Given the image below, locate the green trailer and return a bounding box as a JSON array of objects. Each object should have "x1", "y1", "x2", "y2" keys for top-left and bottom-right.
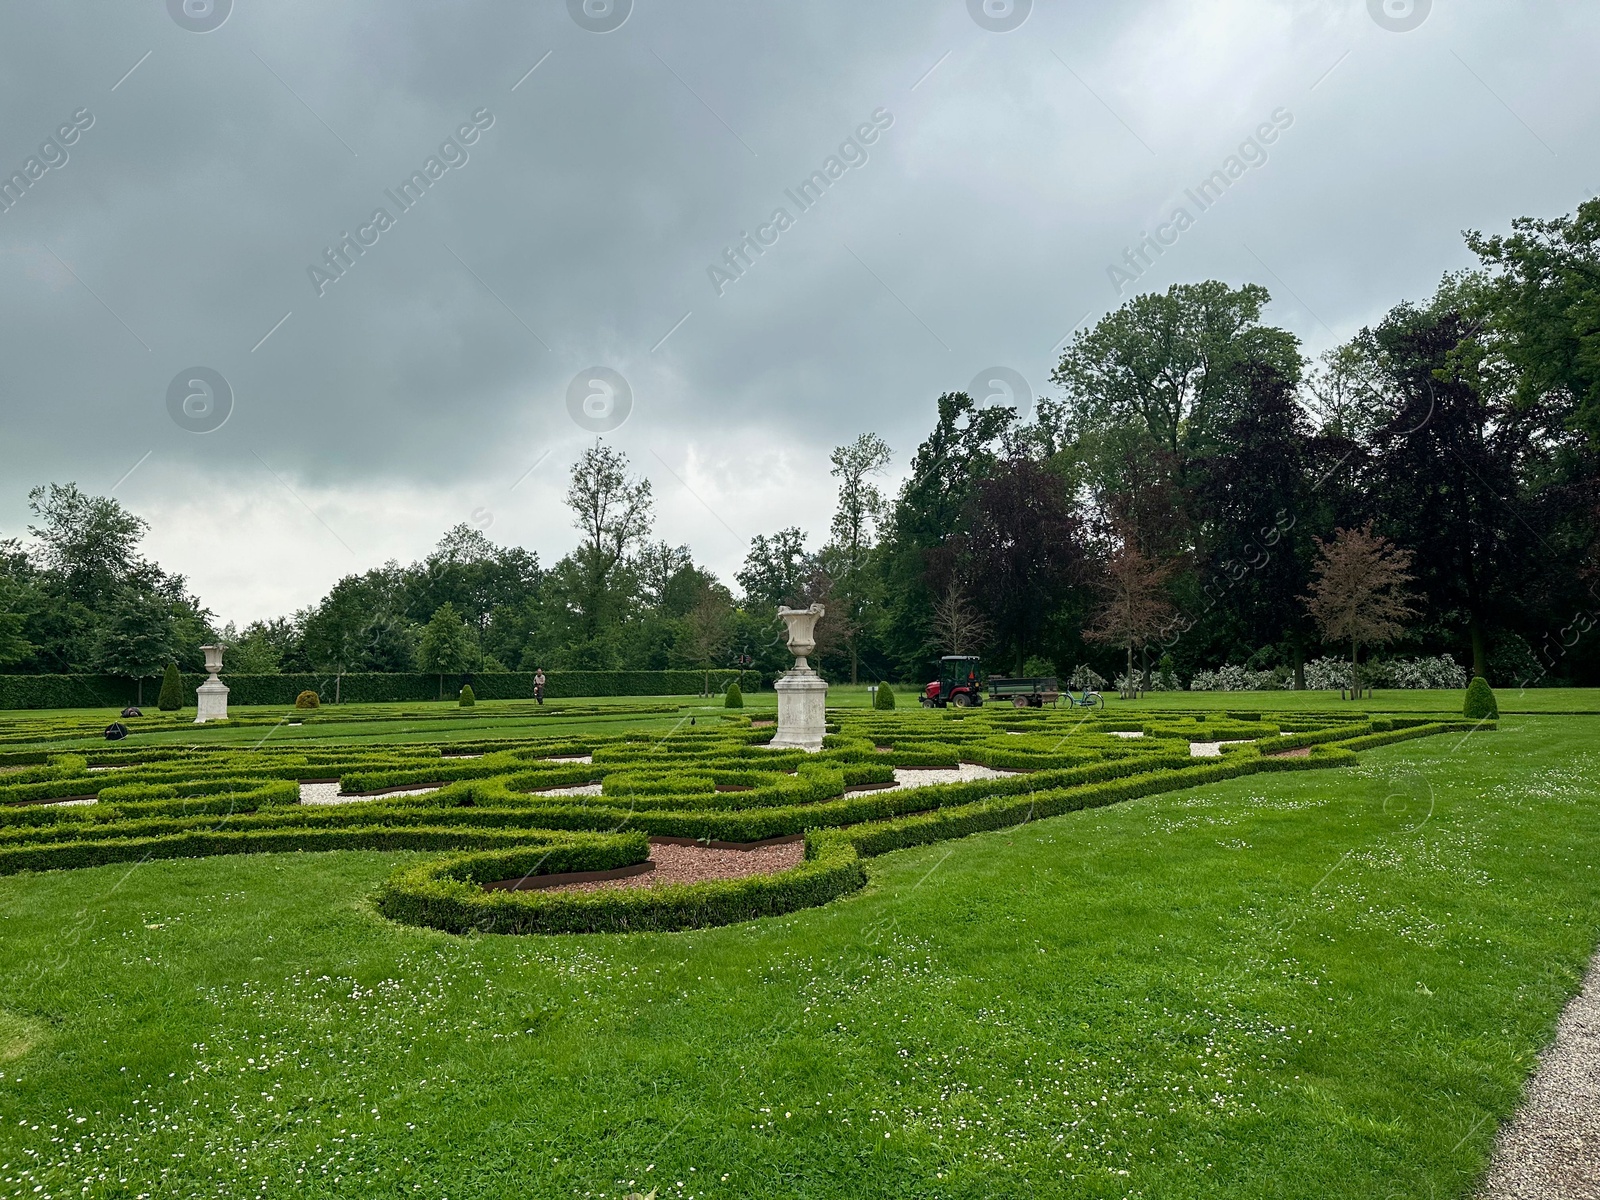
[{"x1": 986, "y1": 676, "x2": 1062, "y2": 708}]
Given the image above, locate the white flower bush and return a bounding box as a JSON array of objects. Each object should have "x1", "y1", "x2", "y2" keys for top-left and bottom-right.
[
  {"x1": 1188, "y1": 664, "x2": 1282, "y2": 692},
  {"x1": 1186, "y1": 654, "x2": 1469, "y2": 691},
  {"x1": 1068, "y1": 665, "x2": 1107, "y2": 691},
  {"x1": 1371, "y1": 654, "x2": 1469, "y2": 689}
]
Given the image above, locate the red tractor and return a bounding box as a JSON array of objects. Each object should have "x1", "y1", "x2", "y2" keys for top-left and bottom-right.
[{"x1": 921, "y1": 655, "x2": 984, "y2": 708}]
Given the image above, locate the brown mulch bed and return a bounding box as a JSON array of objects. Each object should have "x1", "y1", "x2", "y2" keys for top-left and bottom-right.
[
  {"x1": 546, "y1": 838, "x2": 805, "y2": 894},
  {"x1": 1268, "y1": 747, "x2": 1312, "y2": 758}
]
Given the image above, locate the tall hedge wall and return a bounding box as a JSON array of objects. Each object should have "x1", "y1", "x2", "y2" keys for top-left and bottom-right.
[{"x1": 0, "y1": 670, "x2": 761, "y2": 710}]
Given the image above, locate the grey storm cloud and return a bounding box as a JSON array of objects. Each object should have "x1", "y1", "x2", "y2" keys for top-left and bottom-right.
[{"x1": 0, "y1": 0, "x2": 1595, "y2": 621}]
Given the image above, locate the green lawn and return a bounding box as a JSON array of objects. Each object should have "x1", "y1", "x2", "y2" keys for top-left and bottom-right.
[{"x1": 0, "y1": 704, "x2": 1596, "y2": 1197}]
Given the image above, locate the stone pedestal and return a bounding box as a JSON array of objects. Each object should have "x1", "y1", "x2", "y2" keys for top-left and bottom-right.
[
  {"x1": 769, "y1": 670, "x2": 828, "y2": 751},
  {"x1": 766, "y1": 604, "x2": 828, "y2": 752},
  {"x1": 194, "y1": 643, "x2": 229, "y2": 724}
]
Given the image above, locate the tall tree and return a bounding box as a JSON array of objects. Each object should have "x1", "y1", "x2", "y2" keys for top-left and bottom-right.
[
  {"x1": 826, "y1": 433, "x2": 892, "y2": 682},
  {"x1": 880, "y1": 392, "x2": 1016, "y2": 676},
  {"x1": 1360, "y1": 297, "x2": 1526, "y2": 677},
  {"x1": 417, "y1": 602, "x2": 475, "y2": 698},
  {"x1": 736, "y1": 528, "x2": 811, "y2": 607},
  {"x1": 1047, "y1": 281, "x2": 1302, "y2": 469},
  {"x1": 1191, "y1": 361, "x2": 1318, "y2": 679},
  {"x1": 1465, "y1": 196, "x2": 1600, "y2": 442},
  {"x1": 942, "y1": 458, "x2": 1087, "y2": 674},
  {"x1": 94, "y1": 591, "x2": 177, "y2": 703},
  {"x1": 929, "y1": 583, "x2": 991, "y2": 656},
  {"x1": 1086, "y1": 529, "x2": 1177, "y2": 696},
  {"x1": 26, "y1": 483, "x2": 150, "y2": 608},
  {"x1": 564, "y1": 443, "x2": 653, "y2": 644},
  {"x1": 1302, "y1": 523, "x2": 1421, "y2": 695}
]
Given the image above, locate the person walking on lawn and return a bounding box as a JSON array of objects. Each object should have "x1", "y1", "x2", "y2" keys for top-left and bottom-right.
[{"x1": 534, "y1": 668, "x2": 546, "y2": 705}]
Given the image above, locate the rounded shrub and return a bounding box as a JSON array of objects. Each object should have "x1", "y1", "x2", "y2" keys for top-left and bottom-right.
[
  {"x1": 724, "y1": 682, "x2": 743, "y2": 709},
  {"x1": 459, "y1": 684, "x2": 476, "y2": 707},
  {"x1": 156, "y1": 663, "x2": 183, "y2": 712},
  {"x1": 874, "y1": 682, "x2": 896, "y2": 710},
  {"x1": 1463, "y1": 676, "x2": 1498, "y2": 720},
  {"x1": 294, "y1": 690, "x2": 321, "y2": 710}
]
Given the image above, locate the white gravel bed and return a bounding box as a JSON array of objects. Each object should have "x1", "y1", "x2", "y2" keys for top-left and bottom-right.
[
  {"x1": 885, "y1": 764, "x2": 1015, "y2": 791},
  {"x1": 1110, "y1": 731, "x2": 1145, "y2": 739},
  {"x1": 1477, "y1": 956, "x2": 1600, "y2": 1198},
  {"x1": 542, "y1": 754, "x2": 593, "y2": 764},
  {"x1": 532, "y1": 782, "x2": 604, "y2": 797},
  {"x1": 43, "y1": 797, "x2": 97, "y2": 807},
  {"x1": 1189, "y1": 740, "x2": 1252, "y2": 757},
  {"x1": 297, "y1": 782, "x2": 440, "y2": 806}
]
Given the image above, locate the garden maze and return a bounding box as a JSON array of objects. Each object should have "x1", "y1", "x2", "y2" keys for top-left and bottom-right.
[{"x1": 0, "y1": 708, "x2": 1486, "y2": 935}]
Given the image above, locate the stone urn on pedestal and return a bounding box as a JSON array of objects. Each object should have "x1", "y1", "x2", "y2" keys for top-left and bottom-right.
[
  {"x1": 766, "y1": 604, "x2": 827, "y2": 752},
  {"x1": 194, "y1": 643, "x2": 230, "y2": 724}
]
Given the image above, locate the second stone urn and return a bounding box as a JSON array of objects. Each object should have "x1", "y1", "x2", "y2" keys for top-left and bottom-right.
[
  {"x1": 194, "y1": 643, "x2": 230, "y2": 724},
  {"x1": 768, "y1": 604, "x2": 827, "y2": 752}
]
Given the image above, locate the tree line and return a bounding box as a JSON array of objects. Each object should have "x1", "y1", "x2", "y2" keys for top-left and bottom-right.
[{"x1": 3, "y1": 197, "x2": 1596, "y2": 692}]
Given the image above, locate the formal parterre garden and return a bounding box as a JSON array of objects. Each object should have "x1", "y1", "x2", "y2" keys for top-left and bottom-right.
[
  {"x1": 0, "y1": 707, "x2": 1478, "y2": 936},
  {"x1": 2, "y1": 696, "x2": 1599, "y2": 1198}
]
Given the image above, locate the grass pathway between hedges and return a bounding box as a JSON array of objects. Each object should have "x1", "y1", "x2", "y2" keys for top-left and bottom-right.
[{"x1": 0, "y1": 716, "x2": 1596, "y2": 1198}]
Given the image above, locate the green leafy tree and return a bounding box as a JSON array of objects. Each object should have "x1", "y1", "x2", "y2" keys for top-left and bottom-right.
[
  {"x1": 26, "y1": 483, "x2": 150, "y2": 608},
  {"x1": 418, "y1": 602, "x2": 475, "y2": 699},
  {"x1": 0, "y1": 611, "x2": 32, "y2": 668},
  {"x1": 826, "y1": 433, "x2": 892, "y2": 683},
  {"x1": 1465, "y1": 197, "x2": 1600, "y2": 442},
  {"x1": 873, "y1": 681, "x2": 895, "y2": 710},
  {"x1": 736, "y1": 528, "x2": 811, "y2": 608},
  {"x1": 565, "y1": 443, "x2": 653, "y2": 643},
  {"x1": 1047, "y1": 281, "x2": 1302, "y2": 471},
  {"x1": 95, "y1": 592, "x2": 177, "y2": 705},
  {"x1": 723, "y1": 681, "x2": 743, "y2": 709}
]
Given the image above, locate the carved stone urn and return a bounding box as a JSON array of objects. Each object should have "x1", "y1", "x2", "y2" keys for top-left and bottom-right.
[
  {"x1": 777, "y1": 604, "x2": 825, "y2": 671},
  {"x1": 767, "y1": 604, "x2": 827, "y2": 752},
  {"x1": 194, "y1": 643, "x2": 230, "y2": 724}
]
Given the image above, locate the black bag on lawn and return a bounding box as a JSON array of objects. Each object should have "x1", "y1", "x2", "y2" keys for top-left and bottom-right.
[{"x1": 104, "y1": 722, "x2": 129, "y2": 741}]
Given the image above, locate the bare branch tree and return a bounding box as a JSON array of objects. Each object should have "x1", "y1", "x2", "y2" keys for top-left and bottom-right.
[{"x1": 930, "y1": 583, "x2": 991, "y2": 657}]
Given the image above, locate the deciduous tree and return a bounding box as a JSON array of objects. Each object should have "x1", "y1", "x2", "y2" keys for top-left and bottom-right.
[{"x1": 1302, "y1": 523, "x2": 1421, "y2": 696}]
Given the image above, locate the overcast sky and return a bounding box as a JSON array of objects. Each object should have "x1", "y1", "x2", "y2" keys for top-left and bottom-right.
[{"x1": 1, "y1": 0, "x2": 1594, "y2": 626}]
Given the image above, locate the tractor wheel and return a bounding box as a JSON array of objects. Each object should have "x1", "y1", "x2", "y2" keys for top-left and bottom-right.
[
  {"x1": 1012, "y1": 696, "x2": 1028, "y2": 709},
  {"x1": 953, "y1": 693, "x2": 973, "y2": 708}
]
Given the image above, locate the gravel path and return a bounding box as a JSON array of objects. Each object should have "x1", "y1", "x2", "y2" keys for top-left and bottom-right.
[{"x1": 1477, "y1": 956, "x2": 1600, "y2": 1198}]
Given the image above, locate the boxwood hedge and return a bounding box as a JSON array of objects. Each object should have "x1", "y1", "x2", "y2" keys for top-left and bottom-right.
[{"x1": 0, "y1": 706, "x2": 1485, "y2": 935}]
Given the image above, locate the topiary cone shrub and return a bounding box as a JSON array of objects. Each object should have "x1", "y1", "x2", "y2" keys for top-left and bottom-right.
[
  {"x1": 157, "y1": 663, "x2": 183, "y2": 712},
  {"x1": 295, "y1": 690, "x2": 321, "y2": 710},
  {"x1": 724, "y1": 682, "x2": 743, "y2": 709},
  {"x1": 459, "y1": 684, "x2": 476, "y2": 707},
  {"x1": 1463, "y1": 676, "x2": 1498, "y2": 720},
  {"x1": 874, "y1": 682, "x2": 896, "y2": 710}
]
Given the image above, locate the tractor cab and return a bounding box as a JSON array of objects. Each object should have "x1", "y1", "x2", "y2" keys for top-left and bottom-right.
[{"x1": 922, "y1": 655, "x2": 984, "y2": 708}]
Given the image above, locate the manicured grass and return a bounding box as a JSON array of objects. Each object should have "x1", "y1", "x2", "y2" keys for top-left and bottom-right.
[{"x1": 0, "y1": 713, "x2": 1596, "y2": 1197}]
